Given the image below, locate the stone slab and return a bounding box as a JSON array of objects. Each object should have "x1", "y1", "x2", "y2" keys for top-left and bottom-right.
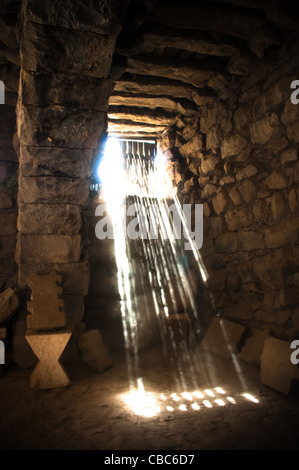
[
  {"x1": 18, "y1": 234, "x2": 82, "y2": 264},
  {"x1": 238, "y1": 328, "x2": 270, "y2": 365},
  {"x1": 199, "y1": 316, "x2": 246, "y2": 359},
  {"x1": 0, "y1": 287, "x2": 19, "y2": 323},
  {"x1": 18, "y1": 204, "x2": 82, "y2": 235},
  {"x1": 78, "y1": 329, "x2": 111, "y2": 372},
  {"x1": 260, "y1": 337, "x2": 299, "y2": 395},
  {"x1": 18, "y1": 261, "x2": 90, "y2": 295},
  {"x1": 22, "y1": 21, "x2": 116, "y2": 78},
  {"x1": 27, "y1": 272, "x2": 66, "y2": 331},
  {"x1": 25, "y1": 0, "x2": 122, "y2": 36},
  {"x1": 17, "y1": 104, "x2": 106, "y2": 149},
  {"x1": 19, "y1": 145, "x2": 94, "y2": 179},
  {"x1": 18, "y1": 175, "x2": 90, "y2": 205},
  {"x1": 21, "y1": 71, "x2": 113, "y2": 112}
]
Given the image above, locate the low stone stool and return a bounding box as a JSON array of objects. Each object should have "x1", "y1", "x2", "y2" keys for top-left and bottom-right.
[
  {"x1": 25, "y1": 271, "x2": 72, "y2": 390},
  {"x1": 26, "y1": 328, "x2": 71, "y2": 390}
]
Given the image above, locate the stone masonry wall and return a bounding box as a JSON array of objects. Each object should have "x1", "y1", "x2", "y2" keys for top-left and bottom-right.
[
  {"x1": 16, "y1": 0, "x2": 125, "y2": 323},
  {"x1": 0, "y1": 104, "x2": 18, "y2": 289},
  {"x1": 158, "y1": 36, "x2": 299, "y2": 341}
]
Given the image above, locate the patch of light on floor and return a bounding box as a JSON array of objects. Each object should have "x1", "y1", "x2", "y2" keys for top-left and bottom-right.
[
  {"x1": 242, "y1": 393, "x2": 260, "y2": 404},
  {"x1": 121, "y1": 380, "x2": 260, "y2": 418},
  {"x1": 122, "y1": 378, "x2": 160, "y2": 418}
]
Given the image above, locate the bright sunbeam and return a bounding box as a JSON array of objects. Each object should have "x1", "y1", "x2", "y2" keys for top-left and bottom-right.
[{"x1": 98, "y1": 137, "x2": 127, "y2": 215}]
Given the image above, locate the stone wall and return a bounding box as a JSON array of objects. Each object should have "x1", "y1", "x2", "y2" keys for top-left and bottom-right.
[
  {"x1": 0, "y1": 104, "x2": 18, "y2": 289},
  {"x1": 16, "y1": 0, "x2": 125, "y2": 323},
  {"x1": 0, "y1": 1, "x2": 20, "y2": 289},
  {"x1": 158, "y1": 37, "x2": 299, "y2": 341}
]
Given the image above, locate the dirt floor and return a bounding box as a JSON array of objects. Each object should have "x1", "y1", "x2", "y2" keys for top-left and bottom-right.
[{"x1": 0, "y1": 344, "x2": 298, "y2": 451}]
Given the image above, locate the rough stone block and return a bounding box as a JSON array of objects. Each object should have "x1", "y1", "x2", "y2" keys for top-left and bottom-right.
[
  {"x1": 221, "y1": 298, "x2": 257, "y2": 321},
  {"x1": 238, "y1": 230, "x2": 263, "y2": 251},
  {"x1": 253, "y1": 246, "x2": 292, "y2": 290},
  {"x1": 18, "y1": 234, "x2": 82, "y2": 264},
  {"x1": 26, "y1": 329, "x2": 72, "y2": 390},
  {"x1": 21, "y1": 71, "x2": 114, "y2": 112},
  {"x1": 0, "y1": 287, "x2": 19, "y2": 323},
  {"x1": 252, "y1": 77, "x2": 290, "y2": 119},
  {"x1": 201, "y1": 183, "x2": 217, "y2": 199},
  {"x1": 212, "y1": 192, "x2": 229, "y2": 215},
  {"x1": 17, "y1": 104, "x2": 106, "y2": 148},
  {"x1": 18, "y1": 176, "x2": 90, "y2": 205},
  {"x1": 22, "y1": 21, "x2": 116, "y2": 77},
  {"x1": 225, "y1": 206, "x2": 253, "y2": 231},
  {"x1": 265, "y1": 214, "x2": 299, "y2": 249},
  {"x1": 281, "y1": 99, "x2": 299, "y2": 127},
  {"x1": 25, "y1": 0, "x2": 123, "y2": 35},
  {"x1": 280, "y1": 148, "x2": 297, "y2": 165},
  {"x1": 19, "y1": 145, "x2": 94, "y2": 179},
  {"x1": 78, "y1": 329, "x2": 112, "y2": 372},
  {"x1": 255, "y1": 308, "x2": 291, "y2": 325},
  {"x1": 287, "y1": 122, "x2": 299, "y2": 143},
  {"x1": 179, "y1": 134, "x2": 203, "y2": 157},
  {"x1": 236, "y1": 165, "x2": 257, "y2": 181},
  {"x1": 264, "y1": 169, "x2": 289, "y2": 189},
  {"x1": 220, "y1": 175, "x2": 235, "y2": 185},
  {"x1": 250, "y1": 112, "x2": 280, "y2": 144},
  {"x1": 201, "y1": 156, "x2": 220, "y2": 174},
  {"x1": 253, "y1": 199, "x2": 268, "y2": 224},
  {"x1": 18, "y1": 203, "x2": 82, "y2": 235},
  {"x1": 27, "y1": 272, "x2": 66, "y2": 331},
  {"x1": 238, "y1": 328, "x2": 270, "y2": 365},
  {"x1": 229, "y1": 186, "x2": 242, "y2": 206},
  {"x1": 18, "y1": 261, "x2": 90, "y2": 295},
  {"x1": 260, "y1": 337, "x2": 299, "y2": 395},
  {"x1": 221, "y1": 133, "x2": 247, "y2": 158},
  {"x1": 271, "y1": 192, "x2": 286, "y2": 220},
  {"x1": 199, "y1": 316, "x2": 245, "y2": 359},
  {"x1": 215, "y1": 232, "x2": 238, "y2": 253}
]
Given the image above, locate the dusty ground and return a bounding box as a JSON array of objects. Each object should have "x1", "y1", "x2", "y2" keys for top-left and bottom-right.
[{"x1": 0, "y1": 344, "x2": 298, "y2": 451}]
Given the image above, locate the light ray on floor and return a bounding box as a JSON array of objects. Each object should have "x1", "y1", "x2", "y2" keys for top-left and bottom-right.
[{"x1": 121, "y1": 381, "x2": 260, "y2": 417}]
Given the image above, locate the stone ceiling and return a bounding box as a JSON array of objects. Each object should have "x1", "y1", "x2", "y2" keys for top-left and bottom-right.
[
  {"x1": 0, "y1": 0, "x2": 299, "y2": 139},
  {"x1": 107, "y1": 0, "x2": 299, "y2": 138}
]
